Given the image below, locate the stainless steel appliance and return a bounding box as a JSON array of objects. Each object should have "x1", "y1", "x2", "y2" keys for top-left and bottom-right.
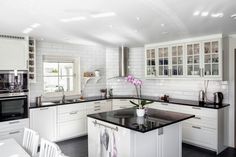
[
  {"x1": 0, "y1": 94, "x2": 28, "y2": 122},
  {"x1": 199, "y1": 90, "x2": 205, "y2": 103},
  {"x1": 213, "y1": 92, "x2": 224, "y2": 105},
  {"x1": 0, "y1": 70, "x2": 28, "y2": 93}
]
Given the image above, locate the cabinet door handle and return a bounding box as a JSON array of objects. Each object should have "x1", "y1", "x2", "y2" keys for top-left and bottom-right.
[
  {"x1": 192, "y1": 107, "x2": 201, "y2": 110},
  {"x1": 120, "y1": 106, "x2": 127, "y2": 109},
  {"x1": 193, "y1": 117, "x2": 201, "y2": 120},
  {"x1": 202, "y1": 68, "x2": 204, "y2": 77},
  {"x1": 161, "y1": 103, "x2": 168, "y2": 106},
  {"x1": 94, "y1": 105, "x2": 100, "y2": 108},
  {"x1": 119, "y1": 99, "x2": 127, "y2": 102},
  {"x1": 70, "y1": 111, "x2": 78, "y2": 115},
  {"x1": 94, "y1": 109, "x2": 101, "y2": 111},
  {"x1": 9, "y1": 131, "x2": 20, "y2": 135},
  {"x1": 9, "y1": 121, "x2": 20, "y2": 124},
  {"x1": 94, "y1": 102, "x2": 101, "y2": 104},
  {"x1": 40, "y1": 108, "x2": 49, "y2": 110},
  {"x1": 192, "y1": 126, "x2": 201, "y2": 129}
]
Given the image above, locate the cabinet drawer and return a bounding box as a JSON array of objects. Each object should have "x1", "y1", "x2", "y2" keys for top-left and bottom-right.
[
  {"x1": 0, "y1": 128, "x2": 24, "y2": 144},
  {"x1": 58, "y1": 103, "x2": 85, "y2": 114},
  {"x1": 181, "y1": 106, "x2": 217, "y2": 118},
  {"x1": 184, "y1": 116, "x2": 217, "y2": 129},
  {"x1": 182, "y1": 123, "x2": 217, "y2": 150},
  {"x1": 57, "y1": 119, "x2": 86, "y2": 140},
  {"x1": 58, "y1": 111, "x2": 86, "y2": 123},
  {"x1": 0, "y1": 119, "x2": 29, "y2": 132}
]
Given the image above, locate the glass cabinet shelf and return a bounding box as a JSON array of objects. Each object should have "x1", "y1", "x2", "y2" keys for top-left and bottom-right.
[{"x1": 146, "y1": 49, "x2": 156, "y2": 77}]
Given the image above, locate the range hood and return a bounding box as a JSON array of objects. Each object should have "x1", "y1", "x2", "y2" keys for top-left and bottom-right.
[{"x1": 108, "y1": 46, "x2": 129, "y2": 79}]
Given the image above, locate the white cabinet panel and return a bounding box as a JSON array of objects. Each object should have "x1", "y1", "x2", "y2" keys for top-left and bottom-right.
[
  {"x1": 30, "y1": 107, "x2": 57, "y2": 141},
  {"x1": 0, "y1": 38, "x2": 28, "y2": 70},
  {"x1": 0, "y1": 119, "x2": 29, "y2": 144},
  {"x1": 57, "y1": 119, "x2": 86, "y2": 140},
  {"x1": 112, "y1": 99, "x2": 135, "y2": 110}
]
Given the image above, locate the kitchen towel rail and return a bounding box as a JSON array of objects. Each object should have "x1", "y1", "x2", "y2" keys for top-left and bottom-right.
[{"x1": 93, "y1": 120, "x2": 118, "y2": 131}]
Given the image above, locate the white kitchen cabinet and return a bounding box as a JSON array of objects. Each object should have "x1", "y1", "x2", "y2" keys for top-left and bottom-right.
[
  {"x1": 86, "y1": 100, "x2": 112, "y2": 115},
  {"x1": 0, "y1": 119, "x2": 29, "y2": 144},
  {"x1": 144, "y1": 34, "x2": 223, "y2": 80},
  {"x1": 148, "y1": 102, "x2": 227, "y2": 154},
  {"x1": 112, "y1": 99, "x2": 135, "y2": 110},
  {"x1": 145, "y1": 48, "x2": 157, "y2": 77},
  {"x1": 0, "y1": 37, "x2": 28, "y2": 70},
  {"x1": 30, "y1": 107, "x2": 57, "y2": 141},
  {"x1": 57, "y1": 103, "x2": 87, "y2": 141}
]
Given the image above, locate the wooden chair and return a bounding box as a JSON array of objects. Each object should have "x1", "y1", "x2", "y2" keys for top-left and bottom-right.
[
  {"x1": 39, "y1": 138, "x2": 63, "y2": 157},
  {"x1": 22, "y1": 128, "x2": 40, "y2": 157}
]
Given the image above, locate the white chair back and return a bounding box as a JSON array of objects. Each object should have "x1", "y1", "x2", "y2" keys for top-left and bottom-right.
[
  {"x1": 22, "y1": 128, "x2": 40, "y2": 157},
  {"x1": 39, "y1": 138, "x2": 62, "y2": 157}
]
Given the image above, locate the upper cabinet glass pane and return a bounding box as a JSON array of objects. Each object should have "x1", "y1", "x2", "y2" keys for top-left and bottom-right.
[
  {"x1": 194, "y1": 44, "x2": 200, "y2": 55},
  {"x1": 204, "y1": 42, "x2": 211, "y2": 54},
  {"x1": 212, "y1": 41, "x2": 219, "y2": 53},
  {"x1": 164, "y1": 48, "x2": 168, "y2": 57},
  {"x1": 187, "y1": 45, "x2": 193, "y2": 55}
]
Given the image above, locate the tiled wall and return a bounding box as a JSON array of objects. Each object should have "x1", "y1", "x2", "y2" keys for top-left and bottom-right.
[
  {"x1": 106, "y1": 47, "x2": 229, "y2": 103},
  {"x1": 29, "y1": 41, "x2": 106, "y2": 102}
]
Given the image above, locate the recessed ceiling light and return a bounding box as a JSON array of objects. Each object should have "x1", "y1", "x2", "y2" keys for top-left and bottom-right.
[
  {"x1": 193, "y1": 11, "x2": 200, "y2": 16},
  {"x1": 211, "y1": 13, "x2": 224, "y2": 18},
  {"x1": 22, "y1": 28, "x2": 33, "y2": 34},
  {"x1": 133, "y1": 29, "x2": 138, "y2": 33},
  {"x1": 231, "y1": 14, "x2": 236, "y2": 19},
  {"x1": 30, "y1": 23, "x2": 40, "y2": 28},
  {"x1": 136, "y1": 17, "x2": 140, "y2": 21},
  {"x1": 91, "y1": 12, "x2": 116, "y2": 18},
  {"x1": 60, "y1": 17, "x2": 86, "y2": 22},
  {"x1": 162, "y1": 31, "x2": 168, "y2": 34},
  {"x1": 109, "y1": 25, "x2": 113, "y2": 28},
  {"x1": 201, "y1": 12, "x2": 209, "y2": 17},
  {"x1": 161, "y1": 23, "x2": 165, "y2": 27}
]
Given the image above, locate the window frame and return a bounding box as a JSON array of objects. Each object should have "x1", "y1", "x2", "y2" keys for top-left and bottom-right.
[{"x1": 42, "y1": 55, "x2": 81, "y2": 95}]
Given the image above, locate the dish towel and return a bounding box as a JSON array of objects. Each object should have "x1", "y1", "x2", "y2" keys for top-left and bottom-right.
[{"x1": 112, "y1": 131, "x2": 118, "y2": 157}]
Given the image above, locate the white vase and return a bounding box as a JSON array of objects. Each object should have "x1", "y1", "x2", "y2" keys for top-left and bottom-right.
[{"x1": 136, "y1": 109, "x2": 145, "y2": 117}]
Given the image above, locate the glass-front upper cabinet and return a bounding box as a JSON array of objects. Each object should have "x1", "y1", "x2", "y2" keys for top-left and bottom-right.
[
  {"x1": 157, "y1": 47, "x2": 169, "y2": 77},
  {"x1": 203, "y1": 40, "x2": 220, "y2": 77},
  {"x1": 186, "y1": 43, "x2": 201, "y2": 77},
  {"x1": 171, "y1": 45, "x2": 184, "y2": 76},
  {"x1": 145, "y1": 48, "x2": 156, "y2": 77}
]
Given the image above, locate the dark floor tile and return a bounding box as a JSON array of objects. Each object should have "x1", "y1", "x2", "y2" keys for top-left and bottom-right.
[{"x1": 57, "y1": 136, "x2": 236, "y2": 157}]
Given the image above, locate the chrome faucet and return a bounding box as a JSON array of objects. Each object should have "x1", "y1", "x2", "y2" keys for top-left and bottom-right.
[{"x1": 56, "y1": 85, "x2": 65, "y2": 103}]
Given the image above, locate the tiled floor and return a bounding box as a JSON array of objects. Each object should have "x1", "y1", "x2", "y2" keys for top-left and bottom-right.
[{"x1": 57, "y1": 136, "x2": 236, "y2": 157}]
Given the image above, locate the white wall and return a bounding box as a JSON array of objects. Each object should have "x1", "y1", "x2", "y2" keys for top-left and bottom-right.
[
  {"x1": 106, "y1": 47, "x2": 229, "y2": 102},
  {"x1": 30, "y1": 41, "x2": 107, "y2": 102}
]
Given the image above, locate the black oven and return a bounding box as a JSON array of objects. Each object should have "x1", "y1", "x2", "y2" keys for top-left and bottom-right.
[{"x1": 0, "y1": 95, "x2": 28, "y2": 122}]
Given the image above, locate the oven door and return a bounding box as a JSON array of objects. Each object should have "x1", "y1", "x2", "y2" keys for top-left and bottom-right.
[{"x1": 0, "y1": 96, "x2": 28, "y2": 122}]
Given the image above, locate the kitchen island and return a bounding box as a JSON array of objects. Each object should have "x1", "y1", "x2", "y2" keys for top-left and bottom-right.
[{"x1": 87, "y1": 108, "x2": 194, "y2": 157}]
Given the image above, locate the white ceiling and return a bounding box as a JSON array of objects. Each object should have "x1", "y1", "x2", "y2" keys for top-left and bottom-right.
[{"x1": 0, "y1": 0, "x2": 236, "y2": 47}]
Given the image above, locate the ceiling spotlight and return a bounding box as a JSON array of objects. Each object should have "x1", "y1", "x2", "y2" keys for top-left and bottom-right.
[
  {"x1": 22, "y1": 28, "x2": 33, "y2": 34},
  {"x1": 162, "y1": 31, "x2": 168, "y2": 35},
  {"x1": 231, "y1": 14, "x2": 236, "y2": 19},
  {"x1": 109, "y1": 25, "x2": 113, "y2": 28},
  {"x1": 211, "y1": 13, "x2": 224, "y2": 18},
  {"x1": 60, "y1": 17, "x2": 86, "y2": 22},
  {"x1": 91, "y1": 12, "x2": 116, "y2": 18},
  {"x1": 161, "y1": 23, "x2": 165, "y2": 27},
  {"x1": 193, "y1": 11, "x2": 200, "y2": 16},
  {"x1": 201, "y1": 12, "x2": 209, "y2": 17},
  {"x1": 136, "y1": 17, "x2": 141, "y2": 21}
]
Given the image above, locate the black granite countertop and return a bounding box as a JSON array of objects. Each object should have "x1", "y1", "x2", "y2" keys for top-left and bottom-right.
[
  {"x1": 30, "y1": 95, "x2": 230, "y2": 109},
  {"x1": 87, "y1": 108, "x2": 195, "y2": 133}
]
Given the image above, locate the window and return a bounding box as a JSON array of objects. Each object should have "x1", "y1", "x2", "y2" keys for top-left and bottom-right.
[{"x1": 43, "y1": 56, "x2": 79, "y2": 93}]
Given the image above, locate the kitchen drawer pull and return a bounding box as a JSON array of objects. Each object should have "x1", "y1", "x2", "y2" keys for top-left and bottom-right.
[
  {"x1": 9, "y1": 131, "x2": 20, "y2": 135},
  {"x1": 120, "y1": 107, "x2": 127, "y2": 109},
  {"x1": 119, "y1": 99, "x2": 128, "y2": 101},
  {"x1": 40, "y1": 108, "x2": 49, "y2": 110},
  {"x1": 94, "y1": 102, "x2": 101, "y2": 104},
  {"x1": 161, "y1": 103, "x2": 168, "y2": 106},
  {"x1": 94, "y1": 105, "x2": 100, "y2": 108},
  {"x1": 192, "y1": 126, "x2": 201, "y2": 129},
  {"x1": 9, "y1": 121, "x2": 20, "y2": 124},
  {"x1": 70, "y1": 111, "x2": 78, "y2": 115},
  {"x1": 192, "y1": 107, "x2": 201, "y2": 110},
  {"x1": 193, "y1": 117, "x2": 201, "y2": 120},
  {"x1": 94, "y1": 109, "x2": 101, "y2": 111}
]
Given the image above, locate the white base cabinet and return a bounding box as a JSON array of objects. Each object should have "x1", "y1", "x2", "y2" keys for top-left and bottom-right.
[
  {"x1": 148, "y1": 102, "x2": 227, "y2": 154},
  {"x1": 30, "y1": 107, "x2": 57, "y2": 141},
  {"x1": 88, "y1": 117, "x2": 182, "y2": 157},
  {"x1": 112, "y1": 99, "x2": 135, "y2": 110},
  {"x1": 0, "y1": 119, "x2": 29, "y2": 144}
]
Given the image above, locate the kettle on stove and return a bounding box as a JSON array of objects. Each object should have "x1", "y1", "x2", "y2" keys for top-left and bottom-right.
[{"x1": 213, "y1": 92, "x2": 224, "y2": 105}]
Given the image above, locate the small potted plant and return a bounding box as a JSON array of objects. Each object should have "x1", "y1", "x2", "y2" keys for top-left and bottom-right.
[{"x1": 126, "y1": 75, "x2": 153, "y2": 117}]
